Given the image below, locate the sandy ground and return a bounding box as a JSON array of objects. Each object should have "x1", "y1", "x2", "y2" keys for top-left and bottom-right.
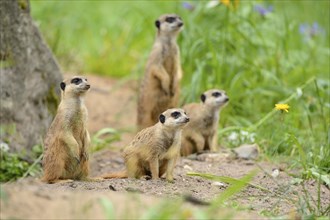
[{"x1": 1, "y1": 75, "x2": 329, "y2": 219}]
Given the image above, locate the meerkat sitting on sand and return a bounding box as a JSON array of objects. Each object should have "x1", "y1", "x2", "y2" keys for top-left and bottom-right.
[
  {"x1": 137, "y1": 14, "x2": 184, "y2": 130},
  {"x1": 180, "y1": 89, "x2": 229, "y2": 156},
  {"x1": 42, "y1": 76, "x2": 99, "y2": 184},
  {"x1": 103, "y1": 108, "x2": 189, "y2": 182}
]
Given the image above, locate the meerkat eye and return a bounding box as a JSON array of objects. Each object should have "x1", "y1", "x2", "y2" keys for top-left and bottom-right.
[
  {"x1": 212, "y1": 92, "x2": 221, "y2": 97},
  {"x1": 71, "y1": 78, "x2": 82, "y2": 85},
  {"x1": 171, "y1": 111, "x2": 181, "y2": 119},
  {"x1": 165, "y1": 17, "x2": 176, "y2": 23}
]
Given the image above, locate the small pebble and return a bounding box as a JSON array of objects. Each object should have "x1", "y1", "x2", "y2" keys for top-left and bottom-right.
[
  {"x1": 183, "y1": 165, "x2": 193, "y2": 171},
  {"x1": 211, "y1": 181, "x2": 226, "y2": 188},
  {"x1": 109, "y1": 185, "x2": 116, "y2": 191},
  {"x1": 69, "y1": 183, "x2": 77, "y2": 188},
  {"x1": 271, "y1": 168, "x2": 280, "y2": 178}
]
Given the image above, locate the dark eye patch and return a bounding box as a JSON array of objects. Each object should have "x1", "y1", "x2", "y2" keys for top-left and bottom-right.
[
  {"x1": 71, "y1": 78, "x2": 82, "y2": 85},
  {"x1": 212, "y1": 92, "x2": 221, "y2": 97},
  {"x1": 165, "y1": 17, "x2": 176, "y2": 23},
  {"x1": 171, "y1": 111, "x2": 181, "y2": 119}
]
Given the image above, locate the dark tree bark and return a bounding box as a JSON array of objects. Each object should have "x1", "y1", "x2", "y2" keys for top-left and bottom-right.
[{"x1": 0, "y1": 0, "x2": 62, "y2": 154}]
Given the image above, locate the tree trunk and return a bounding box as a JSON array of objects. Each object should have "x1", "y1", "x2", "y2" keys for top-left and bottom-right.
[{"x1": 0, "y1": 0, "x2": 62, "y2": 155}]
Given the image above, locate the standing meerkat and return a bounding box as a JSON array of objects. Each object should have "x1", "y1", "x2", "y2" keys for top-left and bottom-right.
[
  {"x1": 103, "y1": 108, "x2": 189, "y2": 182},
  {"x1": 42, "y1": 76, "x2": 97, "y2": 184},
  {"x1": 137, "y1": 14, "x2": 184, "y2": 130},
  {"x1": 181, "y1": 89, "x2": 229, "y2": 156}
]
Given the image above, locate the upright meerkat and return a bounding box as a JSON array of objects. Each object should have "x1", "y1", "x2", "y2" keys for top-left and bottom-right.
[
  {"x1": 137, "y1": 14, "x2": 184, "y2": 130},
  {"x1": 42, "y1": 76, "x2": 96, "y2": 184},
  {"x1": 181, "y1": 89, "x2": 229, "y2": 156},
  {"x1": 103, "y1": 108, "x2": 189, "y2": 182}
]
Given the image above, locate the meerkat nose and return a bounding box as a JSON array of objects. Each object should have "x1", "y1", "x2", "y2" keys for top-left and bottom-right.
[
  {"x1": 178, "y1": 22, "x2": 184, "y2": 27},
  {"x1": 225, "y1": 97, "x2": 229, "y2": 102},
  {"x1": 86, "y1": 84, "x2": 91, "y2": 89},
  {"x1": 185, "y1": 117, "x2": 190, "y2": 122}
]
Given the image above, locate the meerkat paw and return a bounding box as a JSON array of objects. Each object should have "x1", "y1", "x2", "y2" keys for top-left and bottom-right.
[
  {"x1": 165, "y1": 176, "x2": 175, "y2": 183},
  {"x1": 46, "y1": 179, "x2": 74, "y2": 184},
  {"x1": 140, "y1": 175, "x2": 152, "y2": 180},
  {"x1": 151, "y1": 176, "x2": 160, "y2": 181}
]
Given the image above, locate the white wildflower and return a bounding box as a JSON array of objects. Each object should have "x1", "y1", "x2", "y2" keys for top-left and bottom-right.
[
  {"x1": 0, "y1": 142, "x2": 9, "y2": 152},
  {"x1": 206, "y1": 0, "x2": 219, "y2": 9},
  {"x1": 228, "y1": 132, "x2": 238, "y2": 141}
]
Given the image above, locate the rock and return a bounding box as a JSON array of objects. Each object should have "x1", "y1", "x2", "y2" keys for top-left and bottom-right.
[
  {"x1": 271, "y1": 168, "x2": 280, "y2": 178},
  {"x1": 0, "y1": 0, "x2": 62, "y2": 154},
  {"x1": 69, "y1": 183, "x2": 77, "y2": 188},
  {"x1": 109, "y1": 185, "x2": 116, "y2": 191},
  {"x1": 183, "y1": 165, "x2": 193, "y2": 171},
  {"x1": 211, "y1": 181, "x2": 226, "y2": 188},
  {"x1": 233, "y1": 144, "x2": 260, "y2": 160}
]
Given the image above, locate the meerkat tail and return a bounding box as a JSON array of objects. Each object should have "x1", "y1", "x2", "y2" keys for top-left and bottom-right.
[{"x1": 101, "y1": 170, "x2": 128, "y2": 179}]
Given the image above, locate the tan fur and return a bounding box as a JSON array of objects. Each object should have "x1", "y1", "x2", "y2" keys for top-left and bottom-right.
[
  {"x1": 103, "y1": 108, "x2": 189, "y2": 182},
  {"x1": 181, "y1": 89, "x2": 229, "y2": 156},
  {"x1": 42, "y1": 76, "x2": 98, "y2": 183},
  {"x1": 137, "y1": 14, "x2": 184, "y2": 130}
]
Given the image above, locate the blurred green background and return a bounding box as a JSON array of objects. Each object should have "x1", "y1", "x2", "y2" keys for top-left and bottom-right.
[{"x1": 29, "y1": 0, "x2": 329, "y2": 179}]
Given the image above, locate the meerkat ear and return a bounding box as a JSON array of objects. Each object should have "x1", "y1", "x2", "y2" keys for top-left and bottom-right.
[
  {"x1": 155, "y1": 20, "x2": 160, "y2": 29},
  {"x1": 159, "y1": 114, "x2": 165, "y2": 124},
  {"x1": 201, "y1": 94, "x2": 206, "y2": 103},
  {"x1": 60, "y1": 82, "x2": 66, "y2": 91}
]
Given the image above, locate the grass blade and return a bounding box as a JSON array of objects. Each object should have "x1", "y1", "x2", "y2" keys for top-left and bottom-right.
[{"x1": 187, "y1": 171, "x2": 270, "y2": 192}]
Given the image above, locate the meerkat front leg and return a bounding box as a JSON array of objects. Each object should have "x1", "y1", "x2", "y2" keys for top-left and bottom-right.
[
  {"x1": 150, "y1": 65, "x2": 170, "y2": 95},
  {"x1": 81, "y1": 130, "x2": 90, "y2": 162},
  {"x1": 165, "y1": 154, "x2": 179, "y2": 183},
  {"x1": 209, "y1": 132, "x2": 218, "y2": 152},
  {"x1": 62, "y1": 133, "x2": 80, "y2": 164},
  {"x1": 149, "y1": 158, "x2": 160, "y2": 180}
]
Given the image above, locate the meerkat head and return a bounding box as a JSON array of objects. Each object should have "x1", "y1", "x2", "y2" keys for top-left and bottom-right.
[
  {"x1": 159, "y1": 108, "x2": 189, "y2": 128},
  {"x1": 200, "y1": 89, "x2": 229, "y2": 109},
  {"x1": 60, "y1": 76, "x2": 90, "y2": 97},
  {"x1": 155, "y1": 14, "x2": 183, "y2": 36}
]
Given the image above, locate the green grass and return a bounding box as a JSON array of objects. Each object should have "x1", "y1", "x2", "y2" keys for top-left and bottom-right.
[{"x1": 23, "y1": 0, "x2": 330, "y2": 217}]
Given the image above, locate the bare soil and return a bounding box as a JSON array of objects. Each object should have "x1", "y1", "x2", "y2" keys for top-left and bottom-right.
[{"x1": 1, "y1": 75, "x2": 329, "y2": 219}]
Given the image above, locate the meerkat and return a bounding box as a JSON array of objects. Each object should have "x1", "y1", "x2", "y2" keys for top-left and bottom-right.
[
  {"x1": 103, "y1": 108, "x2": 189, "y2": 182},
  {"x1": 42, "y1": 76, "x2": 98, "y2": 184},
  {"x1": 180, "y1": 89, "x2": 229, "y2": 156},
  {"x1": 137, "y1": 14, "x2": 184, "y2": 130}
]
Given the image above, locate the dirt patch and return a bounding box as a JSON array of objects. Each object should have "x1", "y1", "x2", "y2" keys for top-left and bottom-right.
[{"x1": 1, "y1": 75, "x2": 329, "y2": 219}]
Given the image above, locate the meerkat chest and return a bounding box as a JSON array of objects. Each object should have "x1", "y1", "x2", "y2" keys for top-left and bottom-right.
[
  {"x1": 162, "y1": 45, "x2": 179, "y2": 74},
  {"x1": 159, "y1": 131, "x2": 181, "y2": 159},
  {"x1": 67, "y1": 107, "x2": 87, "y2": 135},
  {"x1": 201, "y1": 114, "x2": 219, "y2": 136}
]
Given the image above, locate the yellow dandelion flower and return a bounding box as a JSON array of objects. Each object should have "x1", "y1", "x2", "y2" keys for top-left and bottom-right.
[
  {"x1": 220, "y1": 0, "x2": 230, "y2": 7},
  {"x1": 275, "y1": 103, "x2": 290, "y2": 113},
  {"x1": 219, "y1": 0, "x2": 239, "y2": 9}
]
